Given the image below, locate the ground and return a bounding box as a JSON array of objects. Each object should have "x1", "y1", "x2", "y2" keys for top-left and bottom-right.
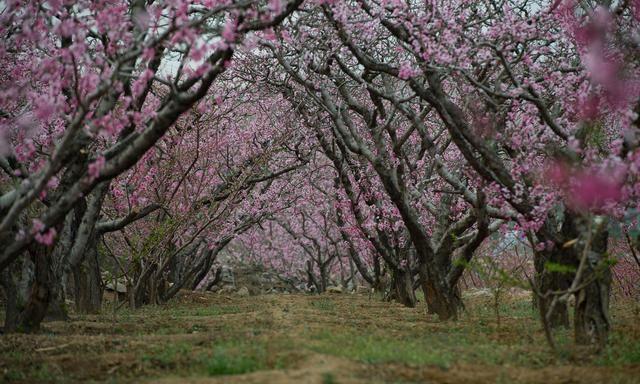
[{"x1": 1, "y1": 292, "x2": 639, "y2": 383}]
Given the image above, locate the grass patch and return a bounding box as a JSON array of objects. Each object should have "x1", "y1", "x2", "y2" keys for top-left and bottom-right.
[
  {"x1": 204, "y1": 347, "x2": 264, "y2": 376},
  {"x1": 308, "y1": 329, "x2": 456, "y2": 369},
  {"x1": 2, "y1": 293, "x2": 639, "y2": 383},
  {"x1": 168, "y1": 304, "x2": 245, "y2": 317},
  {"x1": 322, "y1": 372, "x2": 337, "y2": 384},
  {"x1": 140, "y1": 339, "x2": 285, "y2": 378},
  {"x1": 597, "y1": 332, "x2": 640, "y2": 366},
  {"x1": 310, "y1": 298, "x2": 336, "y2": 312},
  {"x1": 306, "y1": 324, "x2": 563, "y2": 369}
]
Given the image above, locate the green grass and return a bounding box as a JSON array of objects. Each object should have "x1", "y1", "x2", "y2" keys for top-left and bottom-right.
[
  {"x1": 308, "y1": 302, "x2": 573, "y2": 369},
  {"x1": 310, "y1": 298, "x2": 336, "y2": 312},
  {"x1": 308, "y1": 329, "x2": 457, "y2": 369},
  {"x1": 167, "y1": 304, "x2": 246, "y2": 317},
  {"x1": 3, "y1": 294, "x2": 639, "y2": 383},
  {"x1": 142, "y1": 342, "x2": 194, "y2": 369},
  {"x1": 204, "y1": 346, "x2": 264, "y2": 376},
  {"x1": 306, "y1": 321, "x2": 562, "y2": 369},
  {"x1": 597, "y1": 332, "x2": 640, "y2": 366},
  {"x1": 322, "y1": 372, "x2": 337, "y2": 384},
  {"x1": 139, "y1": 338, "x2": 285, "y2": 379},
  {"x1": 469, "y1": 296, "x2": 536, "y2": 319}
]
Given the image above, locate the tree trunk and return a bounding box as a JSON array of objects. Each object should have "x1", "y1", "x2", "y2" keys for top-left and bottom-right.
[
  {"x1": 45, "y1": 243, "x2": 71, "y2": 321},
  {"x1": 13, "y1": 245, "x2": 53, "y2": 332},
  {"x1": 535, "y1": 262, "x2": 571, "y2": 328},
  {"x1": 388, "y1": 268, "x2": 416, "y2": 307},
  {"x1": 418, "y1": 263, "x2": 461, "y2": 320},
  {"x1": 45, "y1": 274, "x2": 70, "y2": 321},
  {"x1": 44, "y1": 211, "x2": 79, "y2": 322},
  {"x1": 0, "y1": 262, "x2": 20, "y2": 333},
  {"x1": 574, "y1": 222, "x2": 611, "y2": 347},
  {"x1": 72, "y1": 240, "x2": 103, "y2": 313},
  {"x1": 533, "y1": 213, "x2": 579, "y2": 329},
  {"x1": 306, "y1": 260, "x2": 321, "y2": 293},
  {"x1": 319, "y1": 262, "x2": 329, "y2": 292}
]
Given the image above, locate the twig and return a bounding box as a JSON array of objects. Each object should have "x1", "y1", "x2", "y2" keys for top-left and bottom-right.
[{"x1": 35, "y1": 343, "x2": 71, "y2": 353}]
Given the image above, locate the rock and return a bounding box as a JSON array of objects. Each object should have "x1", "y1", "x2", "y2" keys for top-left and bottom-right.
[
  {"x1": 218, "y1": 285, "x2": 235, "y2": 294},
  {"x1": 326, "y1": 286, "x2": 343, "y2": 294},
  {"x1": 356, "y1": 285, "x2": 371, "y2": 294},
  {"x1": 462, "y1": 288, "x2": 492, "y2": 298},
  {"x1": 105, "y1": 280, "x2": 127, "y2": 293},
  {"x1": 236, "y1": 286, "x2": 250, "y2": 297},
  {"x1": 509, "y1": 288, "x2": 532, "y2": 301}
]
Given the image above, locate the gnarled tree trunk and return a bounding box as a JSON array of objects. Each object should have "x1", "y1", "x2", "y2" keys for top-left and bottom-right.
[
  {"x1": 418, "y1": 263, "x2": 462, "y2": 320},
  {"x1": 11, "y1": 244, "x2": 54, "y2": 333},
  {"x1": 533, "y1": 212, "x2": 580, "y2": 329},
  {"x1": 387, "y1": 267, "x2": 416, "y2": 308},
  {"x1": 574, "y1": 221, "x2": 611, "y2": 347}
]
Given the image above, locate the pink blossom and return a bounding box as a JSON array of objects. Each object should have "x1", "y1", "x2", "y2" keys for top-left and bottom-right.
[
  {"x1": 132, "y1": 69, "x2": 155, "y2": 99},
  {"x1": 568, "y1": 172, "x2": 623, "y2": 212},
  {"x1": 32, "y1": 219, "x2": 45, "y2": 234},
  {"x1": 35, "y1": 227, "x2": 57, "y2": 246},
  {"x1": 268, "y1": 0, "x2": 283, "y2": 14},
  {"x1": 88, "y1": 155, "x2": 106, "y2": 181},
  {"x1": 545, "y1": 162, "x2": 626, "y2": 213},
  {"x1": 398, "y1": 61, "x2": 419, "y2": 80},
  {"x1": 261, "y1": 28, "x2": 277, "y2": 41},
  {"x1": 222, "y1": 18, "x2": 238, "y2": 43},
  {"x1": 33, "y1": 93, "x2": 58, "y2": 121}
]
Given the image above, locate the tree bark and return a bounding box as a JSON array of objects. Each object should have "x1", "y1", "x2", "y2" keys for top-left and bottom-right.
[
  {"x1": 13, "y1": 244, "x2": 54, "y2": 332},
  {"x1": 418, "y1": 263, "x2": 462, "y2": 320},
  {"x1": 388, "y1": 267, "x2": 416, "y2": 307},
  {"x1": 534, "y1": 254, "x2": 571, "y2": 328},
  {"x1": 0, "y1": 263, "x2": 20, "y2": 333},
  {"x1": 72, "y1": 238, "x2": 103, "y2": 313},
  {"x1": 306, "y1": 260, "x2": 321, "y2": 293},
  {"x1": 574, "y1": 222, "x2": 611, "y2": 347},
  {"x1": 533, "y1": 213, "x2": 579, "y2": 329}
]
